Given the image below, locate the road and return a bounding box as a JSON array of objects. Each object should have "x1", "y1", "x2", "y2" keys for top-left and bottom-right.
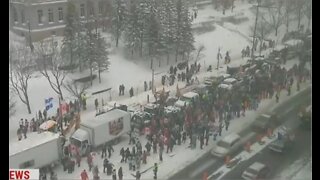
[
  {"x1": 221, "y1": 106, "x2": 311, "y2": 180},
  {"x1": 168, "y1": 88, "x2": 311, "y2": 180}
]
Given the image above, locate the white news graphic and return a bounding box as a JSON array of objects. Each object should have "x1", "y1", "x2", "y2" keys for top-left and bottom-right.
[{"x1": 9, "y1": 169, "x2": 39, "y2": 180}]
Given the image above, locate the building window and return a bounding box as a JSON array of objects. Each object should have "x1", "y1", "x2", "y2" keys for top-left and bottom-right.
[
  {"x1": 58, "y1": 7, "x2": 63, "y2": 21},
  {"x1": 80, "y1": 4, "x2": 85, "y2": 17},
  {"x1": 21, "y1": 10, "x2": 25, "y2": 24},
  {"x1": 98, "y1": 1, "x2": 103, "y2": 15},
  {"x1": 13, "y1": 7, "x2": 18, "y2": 23},
  {"x1": 89, "y1": 3, "x2": 94, "y2": 16},
  {"x1": 37, "y1": 10, "x2": 43, "y2": 24},
  {"x1": 48, "y1": 8, "x2": 54, "y2": 23}
]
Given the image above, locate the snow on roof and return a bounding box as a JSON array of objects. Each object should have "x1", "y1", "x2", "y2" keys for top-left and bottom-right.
[
  {"x1": 248, "y1": 162, "x2": 266, "y2": 171},
  {"x1": 221, "y1": 133, "x2": 240, "y2": 144},
  {"x1": 223, "y1": 78, "x2": 237, "y2": 84},
  {"x1": 71, "y1": 128, "x2": 89, "y2": 141},
  {"x1": 182, "y1": 92, "x2": 199, "y2": 98},
  {"x1": 284, "y1": 39, "x2": 303, "y2": 46},
  {"x1": 9, "y1": 131, "x2": 60, "y2": 156},
  {"x1": 81, "y1": 109, "x2": 129, "y2": 128},
  {"x1": 218, "y1": 84, "x2": 232, "y2": 90}
]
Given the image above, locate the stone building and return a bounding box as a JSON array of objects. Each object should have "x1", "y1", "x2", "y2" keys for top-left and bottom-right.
[{"x1": 9, "y1": 0, "x2": 112, "y2": 42}]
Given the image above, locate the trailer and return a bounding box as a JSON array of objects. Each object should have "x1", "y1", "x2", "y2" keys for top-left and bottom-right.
[
  {"x1": 9, "y1": 131, "x2": 63, "y2": 169},
  {"x1": 70, "y1": 109, "x2": 131, "y2": 155}
]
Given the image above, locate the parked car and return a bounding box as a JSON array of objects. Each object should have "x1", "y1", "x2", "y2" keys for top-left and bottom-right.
[
  {"x1": 298, "y1": 105, "x2": 311, "y2": 130},
  {"x1": 241, "y1": 162, "x2": 270, "y2": 180},
  {"x1": 211, "y1": 133, "x2": 241, "y2": 158},
  {"x1": 268, "y1": 126, "x2": 295, "y2": 153},
  {"x1": 174, "y1": 92, "x2": 199, "y2": 108},
  {"x1": 251, "y1": 113, "x2": 278, "y2": 133},
  {"x1": 144, "y1": 103, "x2": 160, "y2": 115}
]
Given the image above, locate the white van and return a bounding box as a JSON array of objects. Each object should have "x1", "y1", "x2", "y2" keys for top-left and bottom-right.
[{"x1": 174, "y1": 92, "x2": 199, "y2": 108}]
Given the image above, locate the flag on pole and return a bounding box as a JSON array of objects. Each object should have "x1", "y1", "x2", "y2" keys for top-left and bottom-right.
[{"x1": 45, "y1": 97, "x2": 54, "y2": 111}]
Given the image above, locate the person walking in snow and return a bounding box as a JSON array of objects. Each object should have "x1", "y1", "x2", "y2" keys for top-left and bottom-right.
[
  {"x1": 142, "y1": 150, "x2": 147, "y2": 164},
  {"x1": 129, "y1": 87, "x2": 134, "y2": 97},
  {"x1": 144, "y1": 81, "x2": 148, "y2": 91},
  {"x1": 103, "y1": 158, "x2": 109, "y2": 173},
  {"x1": 120, "y1": 147, "x2": 125, "y2": 163},
  {"x1": 43, "y1": 109, "x2": 47, "y2": 121},
  {"x1": 87, "y1": 153, "x2": 93, "y2": 171},
  {"x1": 135, "y1": 171, "x2": 141, "y2": 180},
  {"x1": 81, "y1": 170, "x2": 89, "y2": 180},
  {"x1": 112, "y1": 169, "x2": 117, "y2": 180},
  {"x1": 225, "y1": 120, "x2": 230, "y2": 131},
  {"x1": 108, "y1": 144, "x2": 114, "y2": 158},
  {"x1": 125, "y1": 148, "x2": 130, "y2": 162},
  {"x1": 23, "y1": 125, "x2": 27, "y2": 139},
  {"x1": 153, "y1": 138, "x2": 157, "y2": 153},
  {"x1": 218, "y1": 122, "x2": 224, "y2": 136},
  {"x1": 118, "y1": 167, "x2": 123, "y2": 180},
  {"x1": 159, "y1": 144, "x2": 164, "y2": 161},
  {"x1": 92, "y1": 165, "x2": 99, "y2": 178},
  {"x1": 95, "y1": 98, "x2": 99, "y2": 111},
  {"x1": 145, "y1": 141, "x2": 151, "y2": 154},
  {"x1": 17, "y1": 128, "x2": 22, "y2": 141},
  {"x1": 200, "y1": 134, "x2": 204, "y2": 149},
  {"x1": 101, "y1": 143, "x2": 107, "y2": 158},
  {"x1": 153, "y1": 163, "x2": 158, "y2": 180},
  {"x1": 76, "y1": 152, "x2": 81, "y2": 167}
]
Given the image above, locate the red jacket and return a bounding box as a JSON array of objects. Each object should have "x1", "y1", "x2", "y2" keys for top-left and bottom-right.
[{"x1": 81, "y1": 171, "x2": 89, "y2": 180}]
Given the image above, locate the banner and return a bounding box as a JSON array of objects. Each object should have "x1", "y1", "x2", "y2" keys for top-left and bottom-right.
[{"x1": 45, "y1": 97, "x2": 53, "y2": 111}]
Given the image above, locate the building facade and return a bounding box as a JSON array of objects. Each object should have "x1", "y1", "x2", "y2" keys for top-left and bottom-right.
[{"x1": 9, "y1": 0, "x2": 112, "y2": 42}]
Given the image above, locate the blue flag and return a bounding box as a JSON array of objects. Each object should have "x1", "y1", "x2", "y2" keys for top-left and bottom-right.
[{"x1": 45, "y1": 97, "x2": 53, "y2": 110}]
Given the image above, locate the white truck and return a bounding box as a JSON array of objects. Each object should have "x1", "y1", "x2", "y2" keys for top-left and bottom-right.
[
  {"x1": 70, "y1": 109, "x2": 131, "y2": 156},
  {"x1": 9, "y1": 131, "x2": 63, "y2": 169}
]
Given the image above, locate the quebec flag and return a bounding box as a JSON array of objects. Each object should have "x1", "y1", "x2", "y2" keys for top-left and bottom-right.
[{"x1": 45, "y1": 97, "x2": 54, "y2": 111}]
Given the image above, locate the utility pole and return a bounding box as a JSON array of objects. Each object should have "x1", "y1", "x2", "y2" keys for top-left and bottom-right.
[{"x1": 251, "y1": 0, "x2": 261, "y2": 61}]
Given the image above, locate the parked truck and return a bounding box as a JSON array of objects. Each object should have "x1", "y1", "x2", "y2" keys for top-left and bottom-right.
[
  {"x1": 70, "y1": 109, "x2": 131, "y2": 156},
  {"x1": 9, "y1": 131, "x2": 63, "y2": 169}
]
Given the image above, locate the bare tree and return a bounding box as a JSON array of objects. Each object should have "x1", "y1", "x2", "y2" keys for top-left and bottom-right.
[
  {"x1": 35, "y1": 39, "x2": 67, "y2": 100},
  {"x1": 9, "y1": 89, "x2": 16, "y2": 117},
  {"x1": 63, "y1": 81, "x2": 90, "y2": 102},
  {"x1": 283, "y1": 0, "x2": 294, "y2": 33},
  {"x1": 194, "y1": 45, "x2": 206, "y2": 62},
  {"x1": 263, "y1": 2, "x2": 284, "y2": 36},
  {"x1": 303, "y1": 0, "x2": 312, "y2": 29},
  {"x1": 251, "y1": 16, "x2": 272, "y2": 54},
  {"x1": 9, "y1": 45, "x2": 34, "y2": 114},
  {"x1": 293, "y1": 0, "x2": 305, "y2": 30}
]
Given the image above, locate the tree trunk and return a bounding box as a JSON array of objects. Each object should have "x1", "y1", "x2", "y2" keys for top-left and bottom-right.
[
  {"x1": 116, "y1": 28, "x2": 119, "y2": 47},
  {"x1": 297, "y1": 9, "x2": 301, "y2": 30},
  {"x1": 25, "y1": 93, "x2": 31, "y2": 114},
  {"x1": 90, "y1": 63, "x2": 93, "y2": 86},
  {"x1": 58, "y1": 86, "x2": 64, "y2": 100},
  {"x1": 99, "y1": 68, "x2": 101, "y2": 83},
  {"x1": 175, "y1": 46, "x2": 179, "y2": 62},
  {"x1": 286, "y1": 14, "x2": 289, "y2": 33},
  {"x1": 140, "y1": 35, "x2": 143, "y2": 57}
]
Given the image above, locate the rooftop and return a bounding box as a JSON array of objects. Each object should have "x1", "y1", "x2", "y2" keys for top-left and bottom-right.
[{"x1": 9, "y1": 131, "x2": 60, "y2": 156}]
